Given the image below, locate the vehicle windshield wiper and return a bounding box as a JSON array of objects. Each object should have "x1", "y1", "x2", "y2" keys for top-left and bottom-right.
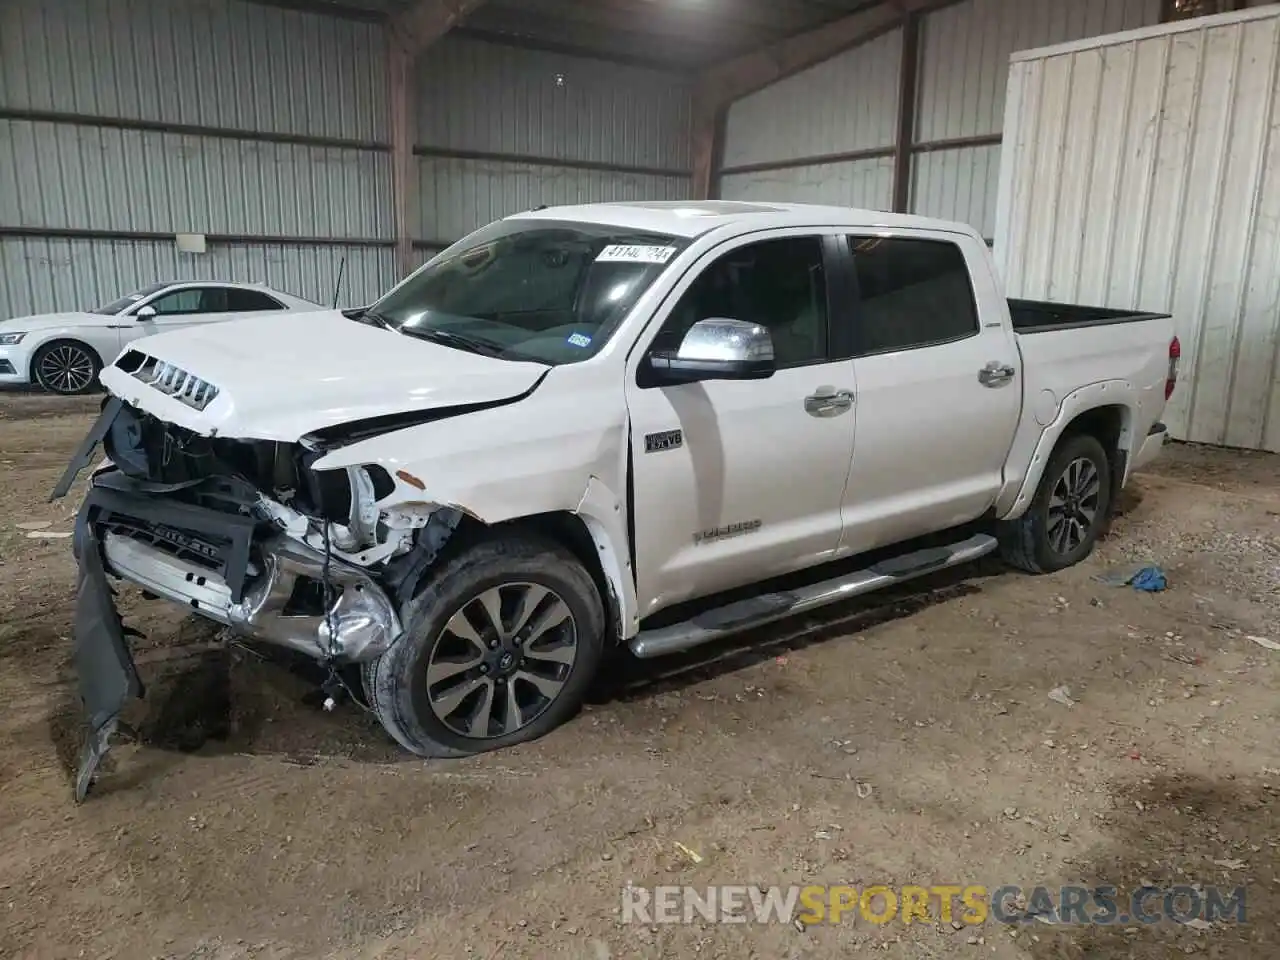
[
  {"x1": 401, "y1": 328, "x2": 508, "y2": 357},
  {"x1": 343, "y1": 306, "x2": 398, "y2": 331}
]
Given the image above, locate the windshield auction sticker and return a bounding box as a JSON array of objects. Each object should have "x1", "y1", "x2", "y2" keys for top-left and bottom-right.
[{"x1": 596, "y1": 245, "x2": 678, "y2": 264}]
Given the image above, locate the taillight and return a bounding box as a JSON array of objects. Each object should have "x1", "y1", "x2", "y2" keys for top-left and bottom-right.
[{"x1": 1166, "y1": 336, "x2": 1180, "y2": 400}]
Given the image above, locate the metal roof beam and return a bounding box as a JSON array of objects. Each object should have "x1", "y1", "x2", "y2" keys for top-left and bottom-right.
[
  {"x1": 390, "y1": 0, "x2": 488, "y2": 54},
  {"x1": 695, "y1": 0, "x2": 944, "y2": 108}
]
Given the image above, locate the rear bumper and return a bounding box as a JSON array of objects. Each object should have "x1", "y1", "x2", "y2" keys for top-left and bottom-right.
[{"x1": 1132, "y1": 421, "x2": 1168, "y2": 473}]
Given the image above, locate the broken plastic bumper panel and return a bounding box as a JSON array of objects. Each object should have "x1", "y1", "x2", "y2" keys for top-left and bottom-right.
[
  {"x1": 57, "y1": 401, "x2": 402, "y2": 800},
  {"x1": 72, "y1": 526, "x2": 144, "y2": 802}
]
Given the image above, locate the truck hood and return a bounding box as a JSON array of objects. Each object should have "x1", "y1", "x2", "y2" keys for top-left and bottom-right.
[{"x1": 97, "y1": 310, "x2": 551, "y2": 441}]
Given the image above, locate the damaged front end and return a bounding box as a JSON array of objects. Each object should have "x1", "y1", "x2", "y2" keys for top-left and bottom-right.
[{"x1": 53, "y1": 397, "x2": 460, "y2": 800}]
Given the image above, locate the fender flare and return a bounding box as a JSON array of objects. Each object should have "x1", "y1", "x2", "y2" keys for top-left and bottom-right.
[
  {"x1": 998, "y1": 380, "x2": 1140, "y2": 521},
  {"x1": 573, "y1": 475, "x2": 640, "y2": 641}
]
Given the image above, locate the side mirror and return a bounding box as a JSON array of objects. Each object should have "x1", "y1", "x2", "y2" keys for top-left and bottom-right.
[
  {"x1": 643, "y1": 318, "x2": 776, "y2": 387},
  {"x1": 136, "y1": 305, "x2": 157, "y2": 320}
]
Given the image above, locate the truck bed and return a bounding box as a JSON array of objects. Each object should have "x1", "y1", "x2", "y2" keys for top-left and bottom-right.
[{"x1": 1009, "y1": 298, "x2": 1170, "y2": 334}]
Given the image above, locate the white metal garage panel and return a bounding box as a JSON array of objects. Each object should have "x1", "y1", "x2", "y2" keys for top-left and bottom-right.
[{"x1": 994, "y1": 6, "x2": 1280, "y2": 452}]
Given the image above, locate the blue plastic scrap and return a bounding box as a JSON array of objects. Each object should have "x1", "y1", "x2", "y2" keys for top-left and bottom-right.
[
  {"x1": 1093, "y1": 564, "x2": 1167, "y2": 592},
  {"x1": 1130, "y1": 566, "x2": 1167, "y2": 592}
]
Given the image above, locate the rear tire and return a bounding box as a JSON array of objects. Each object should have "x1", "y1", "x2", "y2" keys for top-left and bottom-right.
[
  {"x1": 31, "y1": 339, "x2": 102, "y2": 395},
  {"x1": 999, "y1": 432, "x2": 1112, "y2": 574},
  {"x1": 365, "y1": 533, "x2": 605, "y2": 758}
]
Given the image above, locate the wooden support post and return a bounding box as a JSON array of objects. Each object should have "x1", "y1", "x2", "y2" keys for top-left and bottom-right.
[
  {"x1": 690, "y1": 97, "x2": 723, "y2": 201},
  {"x1": 386, "y1": 1, "x2": 487, "y2": 279},
  {"x1": 892, "y1": 12, "x2": 920, "y2": 214},
  {"x1": 388, "y1": 33, "x2": 416, "y2": 280}
]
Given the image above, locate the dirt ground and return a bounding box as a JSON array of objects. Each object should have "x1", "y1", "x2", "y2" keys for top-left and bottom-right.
[{"x1": 0, "y1": 390, "x2": 1277, "y2": 960}]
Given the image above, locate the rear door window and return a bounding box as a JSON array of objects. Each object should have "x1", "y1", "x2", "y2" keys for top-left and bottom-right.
[{"x1": 847, "y1": 236, "x2": 979, "y2": 355}]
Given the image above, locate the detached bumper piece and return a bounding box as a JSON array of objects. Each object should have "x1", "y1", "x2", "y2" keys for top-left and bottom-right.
[
  {"x1": 73, "y1": 527, "x2": 144, "y2": 802},
  {"x1": 1132, "y1": 421, "x2": 1168, "y2": 473}
]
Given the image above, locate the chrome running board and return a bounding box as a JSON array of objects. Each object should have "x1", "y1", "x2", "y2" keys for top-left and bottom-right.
[{"x1": 629, "y1": 533, "x2": 998, "y2": 659}]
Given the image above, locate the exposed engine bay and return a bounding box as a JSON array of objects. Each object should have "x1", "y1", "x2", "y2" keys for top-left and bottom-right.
[
  {"x1": 103, "y1": 395, "x2": 428, "y2": 563},
  {"x1": 55, "y1": 396, "x2": 470, "y2": 800},
  {"x1": 59, "y1": 398, "x2": 467, "y2": 664}
]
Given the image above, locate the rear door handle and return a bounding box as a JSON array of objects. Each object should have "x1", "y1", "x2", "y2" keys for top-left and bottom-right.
[
  {"x1": 804, "y1": 387, "x2": 854, "y2": 417},
  {"x1": 978, "y1": 362, "x2": 1016, "y2": 387}
]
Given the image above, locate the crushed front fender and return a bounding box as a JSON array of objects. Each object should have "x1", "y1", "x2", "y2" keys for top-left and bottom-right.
[{"x1": 72, "y1": 525, "x2": 144, "y2": 802}]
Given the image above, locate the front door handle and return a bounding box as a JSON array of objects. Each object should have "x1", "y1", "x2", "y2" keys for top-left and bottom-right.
[
  {"x1": 978, "y1": 361, "x2": 1016, "y2": 387},
  {"x1": 804, "y1": 387, "x2": 854, "y2": 417}
]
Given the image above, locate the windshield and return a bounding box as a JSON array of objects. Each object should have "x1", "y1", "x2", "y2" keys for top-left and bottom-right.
[
  {"x1": 368, "y1": 219, "x2": 688, "y2": 365},
  {"x1": 92, "y1": 282, "x2": 171, "y2": 315}
]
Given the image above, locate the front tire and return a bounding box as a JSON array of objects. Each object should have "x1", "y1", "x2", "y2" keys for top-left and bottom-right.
[
  {"x1": 365, "y1": 534, "x2": 605, "y2": 758},
  {"x1": 999, "y1": 432, "x2": 1112, "y2": 574},
  {"x1": 32, "y1": 340, "x2": 101, "y2": 395}
]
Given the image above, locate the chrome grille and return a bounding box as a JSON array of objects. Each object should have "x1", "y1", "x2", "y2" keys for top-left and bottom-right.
[{"x1": 129, "y1": 355, "x2": 220, "y2": 411}]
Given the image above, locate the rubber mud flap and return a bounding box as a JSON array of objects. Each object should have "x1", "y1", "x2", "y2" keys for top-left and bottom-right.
[{"x1": 72, "y1": 527, "x2": 144, "y2": 802}]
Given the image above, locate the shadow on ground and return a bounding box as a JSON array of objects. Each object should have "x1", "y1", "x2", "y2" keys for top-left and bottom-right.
[
  {"x1": 1023, "y1": 773, "x2": 1277, "y2": 959},
  {"x1": 590, "y1": 558, "x2": 1000, "y2": 705},
  {"x1": 41, "y1": 556, "x2": 1004, "y2": 790}
]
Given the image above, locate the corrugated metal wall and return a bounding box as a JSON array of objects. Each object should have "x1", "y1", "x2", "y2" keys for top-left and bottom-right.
[
  {"x1": 1, "y1": 0, "x2": 694, "y2": 320},
  {"x1": 415, "y1": 36, "x2": 692, "y2": 241},
  {"x1": 720, "y1": 29, "x2": 901, "y2": 211},
  {"x1": 0, "y1": 0, "x2": 394, "y2": 314},
  {"x1": 0, "y1": 0, "x2": 388, "y2": 140},
  {"x1": 912, "y1": 0, "x2": 1160, "y2": 231},
  {"x1": 0, "y1": 120, "x2": 391, "y2": 239},
  {"x1": 718, "y1": 0, "x2": 1163, "y2": 236},
  {"x1": 722, "y1": 29, "x2": 903, "y2": 170},
  {"x1": 720, "y1": 158, "x2": 895, "y2": 210},
  {"x1": 0, "y1": 236, "x2": 393, "y2": 320},
  {"x1": 908, "y1": 145, "x2": 1002, "y2": 238},
  {"x1": 994, "y1": 7, "x2": 1280, "y2": 452},
  {"x1": 418, "y1": 159, "x2": 687, "y2": 244}
]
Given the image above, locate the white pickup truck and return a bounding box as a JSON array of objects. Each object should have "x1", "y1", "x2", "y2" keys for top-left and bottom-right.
[{"x1": 52, "y1": 201, "x2": 1178, "y2": 799}]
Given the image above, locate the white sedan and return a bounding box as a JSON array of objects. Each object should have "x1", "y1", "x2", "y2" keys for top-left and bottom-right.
[{"x1": 0, "y1": 281, "x2": 324, "y2": 395}]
